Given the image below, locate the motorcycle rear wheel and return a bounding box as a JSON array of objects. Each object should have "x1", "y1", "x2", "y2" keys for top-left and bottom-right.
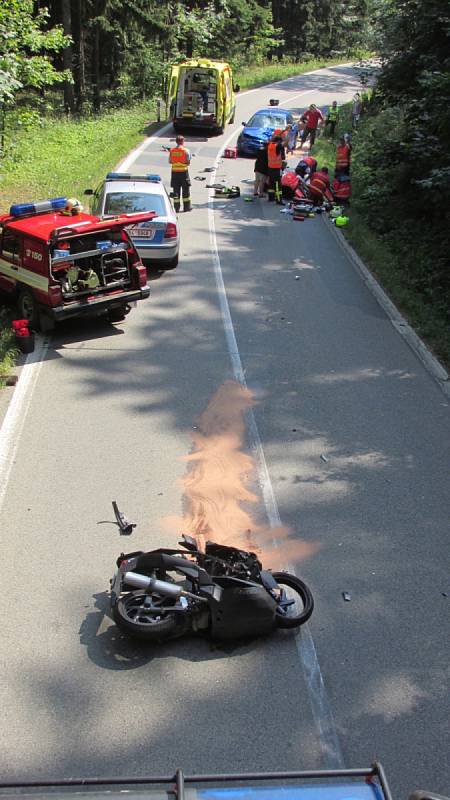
[
  {"x1": 272, "y1": 572, "x2": 314, "y2": 629},
  {"x1": 113, "y1": 591, "x2": 180, "y2": 641}
]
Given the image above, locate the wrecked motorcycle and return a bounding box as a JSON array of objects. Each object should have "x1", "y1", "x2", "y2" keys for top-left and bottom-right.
[{"x1": 110, "y1": 530, "x2": 314, "y2": 643}]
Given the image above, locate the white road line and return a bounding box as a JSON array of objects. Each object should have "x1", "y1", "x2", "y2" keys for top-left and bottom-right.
[
  {"x1": 0, "y1": 336, "x2": 50, "y2": 513},
  {"x1": 207, "y1": 112, "x2": 344, "y2": 768}
]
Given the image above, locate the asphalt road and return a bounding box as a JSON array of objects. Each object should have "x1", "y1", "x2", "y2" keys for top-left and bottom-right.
[{"x1": 0, "y1": 65, "x2": 449, "y2": 798}]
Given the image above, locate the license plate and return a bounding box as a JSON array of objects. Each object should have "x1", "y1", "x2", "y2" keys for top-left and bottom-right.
[{"x1": 128, "y1": 226, "x2": 155, "y2": 240}]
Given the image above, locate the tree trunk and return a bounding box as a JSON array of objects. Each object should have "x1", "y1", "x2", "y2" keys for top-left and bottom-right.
[
  {"x1": 72, "y1": 0, "x2": 86, "y2": 112},
  {"x1": 61, "y1": 0, "x2": 75, "y2": 112}
]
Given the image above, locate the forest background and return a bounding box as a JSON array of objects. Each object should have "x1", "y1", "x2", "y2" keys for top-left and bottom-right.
[{"x1": 0, "y1": 0, "x2": 449, "y2": 373}]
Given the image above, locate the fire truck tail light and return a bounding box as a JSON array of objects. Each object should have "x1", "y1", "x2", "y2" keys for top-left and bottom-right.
[
  {"x1": 137, "y1": 264, "x2": 147, "y2": 287},
  {"x1": 164, "y1": 223, "x2": 177, "y2": 240},
  {"x1": 48, "y1": 284, "x2": 62, "y2": 305}
]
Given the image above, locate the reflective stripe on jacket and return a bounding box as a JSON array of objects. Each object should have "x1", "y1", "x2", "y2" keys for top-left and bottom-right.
[
  {"x1": 268, "y1": 142, "x2": 282, "y2": 169},
  {"x1": 169, "y1": 146, "x2": 190, "y2": 172},
  {"x1": 309, "y1": 172, "x2": 330, "y2": 197}
]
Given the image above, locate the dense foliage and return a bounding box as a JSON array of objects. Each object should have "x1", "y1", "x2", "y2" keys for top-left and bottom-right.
[
  {"x1": 7, "y1": 0, "x2": 374, "y2": 115},
  {"x1": 351, "y1": 0, "x2": 450, "y2": 330}
]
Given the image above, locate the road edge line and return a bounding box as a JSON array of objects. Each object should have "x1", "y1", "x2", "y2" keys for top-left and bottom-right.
[{"x1": 0, "y1": 335, "x2": 50, "y2": 513}]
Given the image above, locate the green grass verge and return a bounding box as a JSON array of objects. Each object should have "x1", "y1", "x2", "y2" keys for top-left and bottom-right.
[{"x1": 0, "y1": 105, "x2": 156, "y2": 213}]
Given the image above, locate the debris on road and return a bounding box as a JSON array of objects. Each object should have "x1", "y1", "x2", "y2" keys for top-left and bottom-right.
[
  {"x1": 320, "y1": 454, "x2": 329, "y2": 462},
  {"x1": 112, "y1": 501, "x2": 136, "y2": 535},
  {"x1": 342, "y1": 592, "x2": 352, "y2": 601}
]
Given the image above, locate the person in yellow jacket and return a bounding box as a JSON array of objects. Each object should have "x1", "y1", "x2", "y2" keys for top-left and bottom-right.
[
  {"x1": 169, "y1": 134, "x2": 192, "y2": 212},
  {"x1": 324, "y1": 101, "x2": 339, "y2": 138}
]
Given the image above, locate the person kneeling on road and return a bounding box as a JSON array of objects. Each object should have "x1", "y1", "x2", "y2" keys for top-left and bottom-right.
[
  {"x1": 267, "y1": 134, "x2": 285, "y2": 204},
  {"x1": 308, "y1": 166, "x2": 331, "y2": 206},
  {"x1": 295, "y1": 155, "x2": 317, "y2": 180},
  {"x1": 169, "y1": 134, "x2": 192, "y2": 212}
]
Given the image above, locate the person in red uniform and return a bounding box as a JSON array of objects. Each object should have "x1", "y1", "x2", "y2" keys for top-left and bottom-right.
[
  {"x1": 300, "y1": 104, "x2": 324, "y2": 151},
  {"x1": 169, "y1": 134, "x2": 191, "y2": 212},
  {"x1": 295, "y1": 154, "x2": 318, "y2": 179},
  {"x1": 267, "y1": 134, "x2": 285, "y2": 204},
  {"x1": 307, "y1": 166, "x2": 331, "y2": 205},
  {"x1": 335, "y1": 135, "x2": 352, "y2": 176}
]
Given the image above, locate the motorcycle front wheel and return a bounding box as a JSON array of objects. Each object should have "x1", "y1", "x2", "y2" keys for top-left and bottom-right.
[
  {"x1": 271, "y1": 572, "x2": 314, "y2": 629},
  {"x1": 113, "y1": 591, "x2": 181, "y2": 641}
]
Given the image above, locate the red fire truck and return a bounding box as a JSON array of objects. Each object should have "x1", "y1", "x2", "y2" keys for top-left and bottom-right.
[{"x1": 0, "y1": 197, "x2": 155, "y2": 329}]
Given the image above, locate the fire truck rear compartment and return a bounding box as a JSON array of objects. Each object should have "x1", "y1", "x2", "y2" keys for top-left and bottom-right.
[{"x1": 51, "y1": 239, "x2": 131, "y2": 301}]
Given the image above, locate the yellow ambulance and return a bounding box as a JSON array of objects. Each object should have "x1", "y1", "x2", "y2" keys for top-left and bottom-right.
[{"x1": 167, "y1": 58, "x2": 239, "y2": 134}]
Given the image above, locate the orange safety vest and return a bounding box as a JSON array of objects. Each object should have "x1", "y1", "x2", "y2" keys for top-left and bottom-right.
[
  {"x1": 169, "y1": 146, "x2": 189, "y2": 172},
  {"x1": 335, "y1": 144, "x2": 351, "y2": 168},
  {"x1": 268, "y1": 142, "x2": 282, "y2": 169}
]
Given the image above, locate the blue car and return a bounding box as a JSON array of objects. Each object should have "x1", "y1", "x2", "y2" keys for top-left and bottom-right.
[{"x1": 237, "y1": 107, "x2": 295, "y2": 156}]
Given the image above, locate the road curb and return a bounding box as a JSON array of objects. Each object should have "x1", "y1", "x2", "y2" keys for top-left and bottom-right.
[{"x1": 323, "y1": 213, "x2": 450, "y2": 399}]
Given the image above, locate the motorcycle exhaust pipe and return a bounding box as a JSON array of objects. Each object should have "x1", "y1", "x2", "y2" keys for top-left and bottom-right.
[{"x1": 124, "y1": 571, "x2": 207, "y2": 603}]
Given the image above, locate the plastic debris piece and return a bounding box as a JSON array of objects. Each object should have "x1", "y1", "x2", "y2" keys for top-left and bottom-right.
[
  {"x1": 342, "y1": 592, "x2": 351, "y2": 601},
  {"x1": 295, "y1": 276, "x2": 300, "y2": 280},
  {"x1": 112, "y1": 501, "x2": 136, "y2": 535},
  {"x1": 320, "y1": 454, "x2": 328, "y2": 462},
  {"x1": 194, "y1": 176, "x2": 206, "y2": 181},
  {"x1": 203, "y1": 167, "x2": 215, "y2": 172}
]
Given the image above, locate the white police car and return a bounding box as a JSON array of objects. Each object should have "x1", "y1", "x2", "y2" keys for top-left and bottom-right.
[{"x1": 85, "y1": 173, "x2": 180, "y2": 268}]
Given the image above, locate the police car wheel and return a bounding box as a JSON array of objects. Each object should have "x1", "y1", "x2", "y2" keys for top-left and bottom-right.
[
  {"x1": 162, "y1": 254, "x2": 179, "y2": 270},
  {"x1": 18, "y1": 288, "x2": 39, "y2": 330}
]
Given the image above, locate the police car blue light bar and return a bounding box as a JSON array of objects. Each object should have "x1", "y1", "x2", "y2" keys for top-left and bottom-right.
[
  {"x1": 106, "y1": 173, "x2": 161, "y2": 182},
  {"x1": 10, "y1": 197, "x2": 67, "y2": 217}
]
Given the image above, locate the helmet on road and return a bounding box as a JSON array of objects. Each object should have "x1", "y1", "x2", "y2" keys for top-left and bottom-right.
[{"x1": 335, "y1": 215, "x2": 349, "y2": 227}]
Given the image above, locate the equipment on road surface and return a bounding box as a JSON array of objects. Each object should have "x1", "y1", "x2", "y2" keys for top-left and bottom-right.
[
  {"x1": 212, "y1": 184, "x2": 240, "y2": 198},
  {"x1": 109, "y1": 503, "x2": 314, "y2": 643},
  {"x1": 1, "y1": 763, "x2": 447, "y2": 800}
]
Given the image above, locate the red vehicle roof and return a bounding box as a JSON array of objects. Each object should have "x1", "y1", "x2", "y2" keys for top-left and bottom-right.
[{"x1": 0, "y1": 210, "x2": 157, "y2": 242}]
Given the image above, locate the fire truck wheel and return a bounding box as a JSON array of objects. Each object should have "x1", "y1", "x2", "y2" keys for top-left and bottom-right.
[
  {"x1": 108, "y1": 305, "x2": 127, "y2": 323},
  {"x1": 17, "y1": 288, "x2": 40, "y2": 330}
]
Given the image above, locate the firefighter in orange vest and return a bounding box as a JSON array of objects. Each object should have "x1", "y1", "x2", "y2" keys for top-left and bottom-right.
[
  {"x1": 169, "y1": 134, "x2": 191, "y2": 212},
  {"x1": 267, "y1": 134, "x2": 285, "y2": 204},
  {"x1": 335, "y1": 135, "x2": 352, "y2": 176},
  {"x1": 308, "y1": 166, "x2": 331, "y2": 205}
]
